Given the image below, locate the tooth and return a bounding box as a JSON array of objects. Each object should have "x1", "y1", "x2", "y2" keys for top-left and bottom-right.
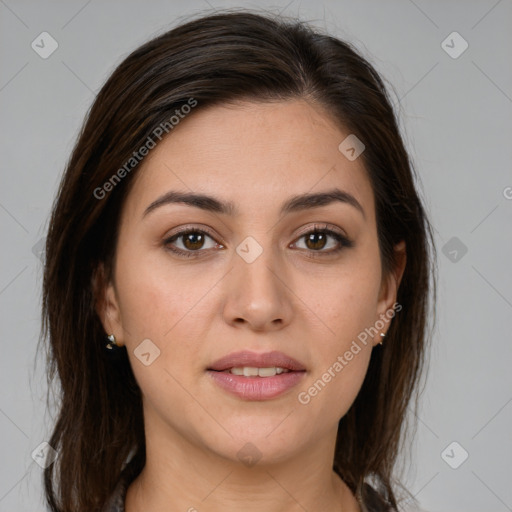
[
  {"x1": 227, "y1": 366, "x2": 292, "y2": 376},
  {"x1": 258, "y1": 367, "x2": 277, "y2": 377}
]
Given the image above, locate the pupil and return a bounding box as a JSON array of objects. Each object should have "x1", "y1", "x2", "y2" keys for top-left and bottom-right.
[
  {"x1": 307, "y1": 233, "x2": 326, "y2": 250},
  {"x1": 184, "y1": 232, "x2": 204, "y2": 250}
]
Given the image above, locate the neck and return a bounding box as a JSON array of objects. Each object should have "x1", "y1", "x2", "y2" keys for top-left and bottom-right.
[{"x1": 125, "y1": 407, "x2": 361, "y2": 512}]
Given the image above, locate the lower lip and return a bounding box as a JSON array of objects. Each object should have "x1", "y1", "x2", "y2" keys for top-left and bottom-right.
[{"x1": 207, "y1": 370, "x2": 306, "y2": 400}]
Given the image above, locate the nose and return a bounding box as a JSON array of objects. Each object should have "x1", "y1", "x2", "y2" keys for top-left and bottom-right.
[{"x1": 222, "y1": 243, "x2": 294, "y2": 332}]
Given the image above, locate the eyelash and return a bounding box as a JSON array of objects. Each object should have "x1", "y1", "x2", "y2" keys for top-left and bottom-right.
[{"x1": 163, "y1": 224, "x2": 353, "y2": 259}]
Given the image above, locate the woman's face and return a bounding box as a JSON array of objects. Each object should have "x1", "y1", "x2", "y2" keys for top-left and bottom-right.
[{"x1": 99, "y1": 99, "x2": 405, "y2": 465}]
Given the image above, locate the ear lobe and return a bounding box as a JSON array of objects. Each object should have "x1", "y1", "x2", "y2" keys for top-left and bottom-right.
[{"x1": 92, "y1": 263, "x2": 124, "y2": 345}]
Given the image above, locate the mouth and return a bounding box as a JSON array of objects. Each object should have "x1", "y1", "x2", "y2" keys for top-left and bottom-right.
[
  {"x1": 206, "y1": 350, "x2": 307, "y2": 400},
  {"x1": 207, "y1": 350, "x2": 306, "y2": 372},
  {"x1": 215, "y1": 366, "x2": 294, "y2": 377}
]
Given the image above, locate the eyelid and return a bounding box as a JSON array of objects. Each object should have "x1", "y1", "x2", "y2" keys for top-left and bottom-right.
[
  {"x1": 290, "y1": 223, "x2": 354, "y2": 253},
  {"x1": 164, "y1": 224, "x2": 222, "y2": 242},
  {"x1": 293, "y1": 222, "x2": 348, "y2": 240},
  {"x1": 165, "y1": 222, "x2": 348, "y2": 241},
  {"x1": 163, "y1": 222, "x2": 353, "y2": 257}
]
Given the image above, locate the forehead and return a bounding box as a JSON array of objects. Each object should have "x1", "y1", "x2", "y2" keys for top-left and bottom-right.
[{"x1": 124, "y1": 99, "x2": 375, "y2": 223}]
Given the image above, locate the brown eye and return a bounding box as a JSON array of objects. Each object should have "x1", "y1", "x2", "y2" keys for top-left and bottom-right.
[
  {"x1": 164, "y1": 228, "x2": 222, "y2": 258},
  {"x1": 182, "y1": 231, "x2": 206, "y2": 250},
  {"x1": 304, "y1": 232, "x2": 329, "y2": 250},
  {"x1": 293, "y1": 227, "x2": 352, "y2": 254}
]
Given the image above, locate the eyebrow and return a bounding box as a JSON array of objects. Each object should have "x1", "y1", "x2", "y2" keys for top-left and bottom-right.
[{"x1": 143, "y1": 187, "x2": 365, "y2": 219}]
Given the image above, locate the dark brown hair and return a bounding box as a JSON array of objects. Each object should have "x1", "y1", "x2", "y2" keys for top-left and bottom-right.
[{"x1": 40, "y1": 9, "x2": 436, "y2": 512}]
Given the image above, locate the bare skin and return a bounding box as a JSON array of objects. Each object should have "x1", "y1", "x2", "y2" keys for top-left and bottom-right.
[{"x1": 97, "y1": 98, "x2": 406, "y2": 512}]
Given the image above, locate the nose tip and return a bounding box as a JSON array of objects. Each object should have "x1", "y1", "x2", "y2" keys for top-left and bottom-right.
[{"x1": 222, "y1": 245, "x2": 293, "y2": 332}]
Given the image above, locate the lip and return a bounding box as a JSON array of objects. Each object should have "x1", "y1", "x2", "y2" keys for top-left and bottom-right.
[
  {"x1": 207, "y1": 350, "x2": 306, "y2": 401},
  {"x1": 207, "y1": 350, "x2": 306, "y2": 372}
]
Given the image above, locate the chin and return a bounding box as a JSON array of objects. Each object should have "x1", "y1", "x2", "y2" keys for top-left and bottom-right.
[{"x1": 201, "y1": 419, "x2": 309, "y2": 466}]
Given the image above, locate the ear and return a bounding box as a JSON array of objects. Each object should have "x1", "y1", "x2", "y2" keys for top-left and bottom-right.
[
  {"x1": 375, "y1": 240, "x2": 406, "y2": 341},
  {"x1": 92, "y1": 263, "x2": 124, "y2": 347}
]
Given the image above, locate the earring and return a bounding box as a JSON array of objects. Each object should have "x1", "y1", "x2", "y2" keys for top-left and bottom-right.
[
  {"x1": 105, "y1": 334, "x2": 119, "y2": 350},
  {"x1": 378, "y1": 332, "x2": 386, "y2": 345}
]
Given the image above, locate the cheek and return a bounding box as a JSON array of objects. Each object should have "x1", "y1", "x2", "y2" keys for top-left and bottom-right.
[
  {"x1": 113, "y1": 246, "x2": 227, "y2": 397},
  {"x1": 294, "y1": 250, "x2": 380, "y2": 415},
  {"x1": 301, "y1": 252, "x2": 382, "y2": 354},
  {"x1": 113, "y1": 253, "x2": 210, "y2": 407},
  {"x1": 114, "y1": 244, "x2": 215, "y2": 343}
]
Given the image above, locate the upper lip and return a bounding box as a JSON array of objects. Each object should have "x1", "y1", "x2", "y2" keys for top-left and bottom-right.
[{"x1": 208, "y1": 350, "x2": 306, "y2": 372}]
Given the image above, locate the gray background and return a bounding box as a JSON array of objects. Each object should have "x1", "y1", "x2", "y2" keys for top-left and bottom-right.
[{"x1": 1, "y1": 0, "x2": 511, "y2": 511}]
